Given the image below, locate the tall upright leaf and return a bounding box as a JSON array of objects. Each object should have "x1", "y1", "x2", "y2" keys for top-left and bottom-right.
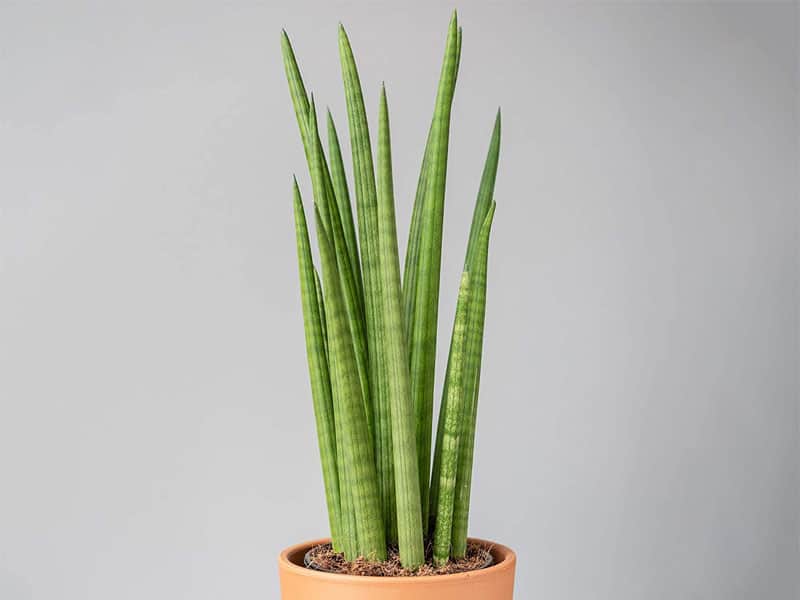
[
  {"x1": 376, "y1": 86, "x2": 424, "y2": 567},
  {"x1": 402, "y1": 26, "x2": 463, "y2": 363},
  {"x1": 315, "y1": 211, "x2": 386, "y2": 561},
  {"x1": 306, "y1": 98, "x2": 372, "y2": 437},
  {"x1": 281, "y1": 32, "x2": 371, "y2": 437},
  {"x1": 451, "y1": 203, "x2": 495, "y2": 557},
  {"x1": 338, "y1": 25, "x2": 392, "y2": 532},
  {"x1": 407, "y1": 12, "x2": 460, "y2": 523},
  {"x1": 431, "y1": 271, "x2": 471, "y2": 565},
  {"x1": 429, "y1": 111, "x2": 501, "y2": 533},
  {"x1": 291, "y1": 181, "x2": 341, "y2": 551}
]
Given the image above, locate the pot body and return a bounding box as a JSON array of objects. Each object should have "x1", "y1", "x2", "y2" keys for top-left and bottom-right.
[{"x1": 278, "y1": 537, "x2": 516, "y2": 600}]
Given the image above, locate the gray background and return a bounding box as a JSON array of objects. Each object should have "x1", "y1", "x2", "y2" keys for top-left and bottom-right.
[{"x1": 1, "y1": 1, "x2": 797, "y2": 599}]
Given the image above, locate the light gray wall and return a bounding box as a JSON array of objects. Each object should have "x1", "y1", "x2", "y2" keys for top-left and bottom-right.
[{"x1": 1, "y1": 2, "x2": 797, "y2": 599}]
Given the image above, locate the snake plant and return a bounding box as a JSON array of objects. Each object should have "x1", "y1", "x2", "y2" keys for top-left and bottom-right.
[{"x1": 283, "y1": 11, "x2": 500, "y2": 569}]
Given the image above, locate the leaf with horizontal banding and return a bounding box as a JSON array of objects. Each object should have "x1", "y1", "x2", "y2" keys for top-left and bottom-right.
[
  {"x1": 305, "y1": 97, "x2": 372, "y2": 439},
  {"x1": 327, "y1": 109, "x2": 364, "y2": 303},
  {"x1": 376, "y1": 86, "x2": 424, "y2": 567},
  {"x1": 429, "y1": 111, "x2": 501, "y2": 535},
  {"x1": 292, "y1": 180, "x2": 341, "y2": 551},
  {"x1": 431, "y1": 271, "x2": 471, "y2": 565},
  {"x1": 451, "y1": 203, "x2": 496, "y2": 557},
  {"x1": 315, "y1": 209, "x2": 386, "y2": 561},
  {"x1": 338, "y1": 24, "x2": 393, "y2": 540},
  {"x1": 407, "y1": 11, "x2": 460, "y2": 526}
]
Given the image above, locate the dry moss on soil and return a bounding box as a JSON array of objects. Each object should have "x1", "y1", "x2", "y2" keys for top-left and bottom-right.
[{"x1": 305, "y1": 541, "x2": 493, "y2": 577}]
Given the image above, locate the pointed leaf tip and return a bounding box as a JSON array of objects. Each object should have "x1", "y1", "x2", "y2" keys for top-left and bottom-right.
[{"x1": 280, "y1": 29, "x2": 292, "y2": 50}]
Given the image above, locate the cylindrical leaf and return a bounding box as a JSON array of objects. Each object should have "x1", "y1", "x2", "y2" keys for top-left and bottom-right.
[
  {"x1": 407, "y1": 12, "x2": 461, "y2": 526},
  {"x1": 451, "y1": 203, "x2": 496, "y2": 557},
  {"x1": 432, "y1": 271, "x2": 471, "y2": 565},
  {"x1": 316, "y1": 212, "x2": 386, "y2": 561},
  {"x1": 376, "y1": 86, "x2": 425, "y2": 568},
  {"x1": 292, "y1": 181, "x2": 342, "y2": 550}
]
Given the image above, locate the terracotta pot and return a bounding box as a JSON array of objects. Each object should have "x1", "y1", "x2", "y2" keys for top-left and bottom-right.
[{"x1": 278, "y1": 537, "x2": 516, "y2": 599}]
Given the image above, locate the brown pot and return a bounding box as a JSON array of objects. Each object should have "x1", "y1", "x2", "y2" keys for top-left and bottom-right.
[{"x1": 278, "y1": 537, "x2": 516, "y2": 599}]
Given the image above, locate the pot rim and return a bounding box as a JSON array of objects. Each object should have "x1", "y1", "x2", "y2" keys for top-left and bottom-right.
[{"x1": 278, "y1": 537, "x2": 516, "y2": 585}]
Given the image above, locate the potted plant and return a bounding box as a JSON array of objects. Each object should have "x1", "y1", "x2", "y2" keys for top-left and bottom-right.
[{"x1": 278, "y1": 11, "x2": 515, "y2": 599}]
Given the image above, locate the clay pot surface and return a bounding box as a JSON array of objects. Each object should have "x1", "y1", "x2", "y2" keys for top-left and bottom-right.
[{"x1": 278, "y1": 537, "x2": 516, "y2": 600}]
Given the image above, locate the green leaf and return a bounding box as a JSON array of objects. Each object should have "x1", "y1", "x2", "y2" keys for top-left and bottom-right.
[
  {"x1": 402, "y1": 123, "x2": 431, "y2": 350},
  {"x1": 336, "y1": 414, "x2": 357, "y2": 558},
  {"x1": 315, "y1": 210, "x2": 386, "y2": 561},
  {"x1": 464, "y1": 110, "x2": 500, "y2": 267},
  {"x1": 327, "y1": 109, "x2": 364, "y2": 303},
  {"x1": 431, "y1": 271, "x2": 471, "y2": 565},
  {"x1": 280, "y1": 31, "x2": 311, "y2": 160},
  {"x1": 312, "y1": 267, "x2": 328, "y2": 362},
  {"x1": 306, "y1": 97, "x2": 373, "y2": 439},
  {"x1": 406, "y1": 11, "x2": 460, "y2": 525},
  {"x1": 429, "y1": 112, "x2": 501, "y2": 539},
  {"x1": 339, "y1": 23, "x2": 391, "y2": 534},
  {"x1": 376, "y1": 86, "x2": 425, "y2": 568},
  {"x1": 403, "y1": 22, "x2": 463, "y2": 355},
  {"x1": 451, "y1": 203, "x2": 495, "y2": 557},
  {"x1": 291, "y1": 180, "x2": 341, "y2": 551}
]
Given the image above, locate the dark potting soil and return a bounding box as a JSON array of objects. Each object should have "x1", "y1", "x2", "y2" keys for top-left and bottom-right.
[{"x1": 303, "y1": 541, "x2": 493, "y2": 577}]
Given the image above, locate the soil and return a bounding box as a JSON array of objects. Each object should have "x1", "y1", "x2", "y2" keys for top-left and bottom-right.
[{"x1": 304, "y1": 541, "x2": 493, "y2": 577}]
